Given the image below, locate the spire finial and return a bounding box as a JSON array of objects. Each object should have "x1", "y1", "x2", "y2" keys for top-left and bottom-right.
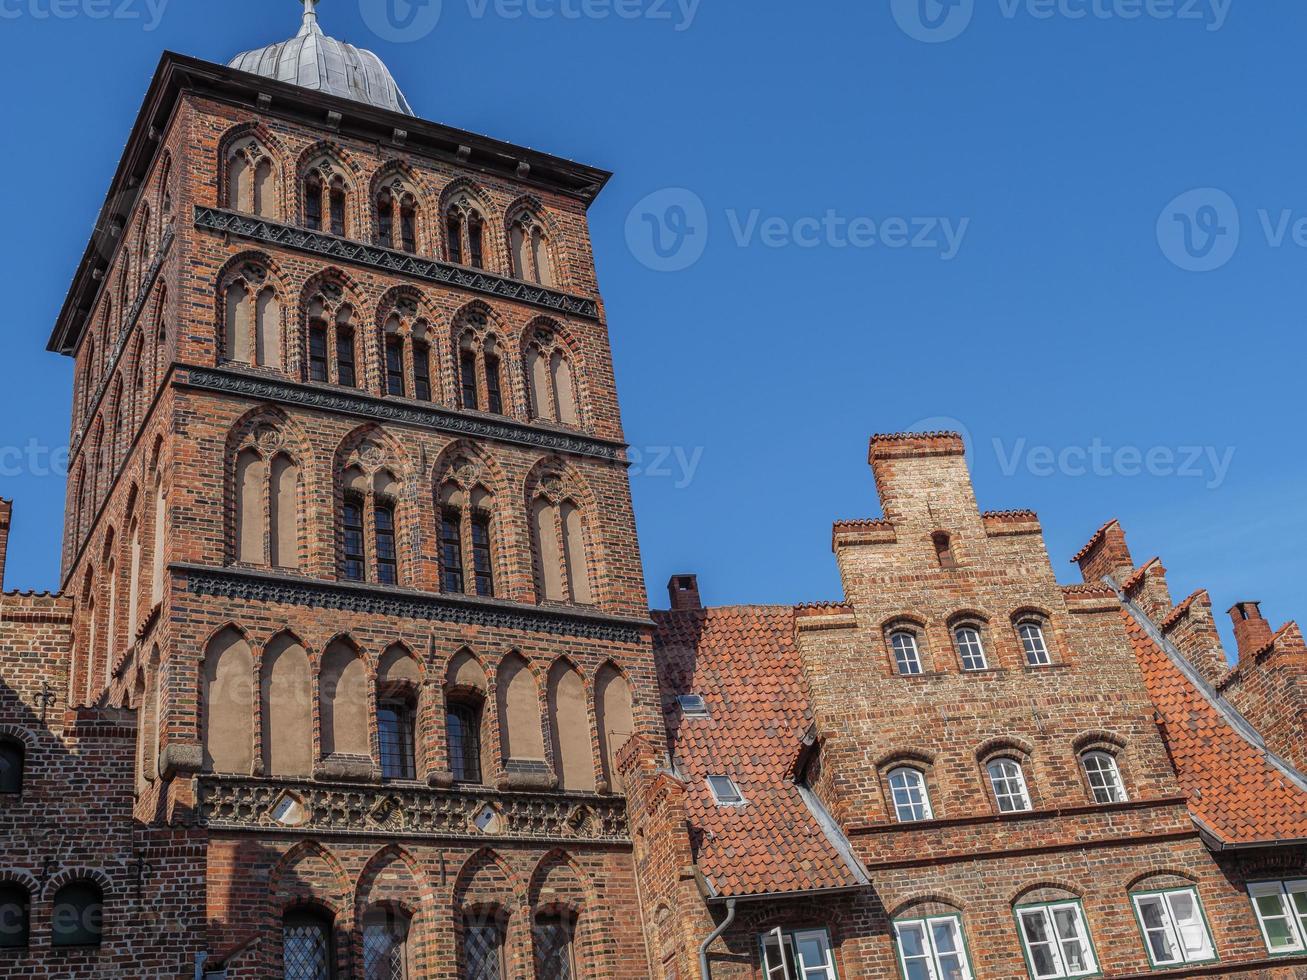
[{"x1": 298, "y1": 0, "x2": 322, "y2": 36}]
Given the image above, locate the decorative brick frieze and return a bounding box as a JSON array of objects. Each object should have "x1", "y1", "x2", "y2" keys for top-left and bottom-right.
[{"x1": 194, "y1": 206, "x2": 601, "y2": 320}]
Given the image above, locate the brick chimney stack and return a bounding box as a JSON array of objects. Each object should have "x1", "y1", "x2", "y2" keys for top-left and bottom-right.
[
  {"x1": 1229, "y1": 602, "x2": 1274, "y2": 661},
  {"x1": 668, "y1": 575, "x2": 702, "y2": 611},
  {"x1": 0, "y1": 499, "x2": 11, "y2": 592}
]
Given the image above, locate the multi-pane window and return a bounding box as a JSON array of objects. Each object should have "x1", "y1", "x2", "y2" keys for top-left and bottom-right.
[
  {"x1": 0, "y1": 885, "x2": 29, "y2": 950},
  {"x1": 386, "y1": 337, "x2": 405, "y2": 396},
  {"x1": 485, "y1": 352, "x2": 504, "y2": 414},
  {"x1": 759, "y1": 928, "x2": 839, "y2": 980},
  {"x1": 463, "y1": 918, "x2": 504, "y2": 980},
  {"x1": 1015, "y1": 902, "x2": 1096, "y2": 979},
  {"x1": 413, "y1": 341, "x2": 432, "y2": 401},
  {"x1": 377, "y1": 187, "x2": 418, "y2": 253},
  {"x1": 440, "y1": 509, "x2": 465, "y2": 593},
  {"x1": 1132, "y1": 889, "x2": 1216, "y2": 967},
  {"x1": 377, "y1": 701, "x2": 416, "y2": 781},
  {"x1": 375, "y1": 503, "x2": 398, "y2": 585},
  {"x1": 305, "y1": 172, "x2": 347, "y2": 237},
  {"x1": 888, "y1": 767, "x2": 933, "y2": 823},
  {"x1": 447, "y1": 205, "x2": 486, "y2": 268},
  {"x1": 1081, "y1": 752, "x2": 1126, "y2": 804},
  {"x1": 460, "y1": 350, "x2": 480, "y2": 409},
  {"x1": 987, "y1": 759, "x2": 1032, "y2": 813},
  {"x1": 306, "y1": 298, "x2": 357, "y2": 388},
  {"x1": 363, "y1": 908, "x2": 410, "y2": 980},
  {"x1": 895, "y1": 915, "x2": 973, "y2": 980},
  {"x1": 342, "y1": 496, "x2": 366, "y2": 582},
  {"x1": 336, "y1": 326, "x2": 357, "y2": 387},
  {"x1": 309, "y1": 321, "x2": 329, "y2": 382},
  {"x1": 1248, "y1": 880, "x2": 1307, "y2": 954},
  {"x1": 447, "y1": 701, "x2": 483, "y2": 784},
  {"x1": 283, "y1": 908, "x2": 334, "y2": 979},
  {"x1": 0, "y1": 739, "x2": 24, "y2": 794},
  {"x1": 471, "y1": 514, "x2": 494, "y2": 596},
  {"x1": 534, "y1": 916, "x2": 576, "y2": 980},
  {"x1": 1019, "y1": 622, "x2": 1051, "y2": 666},
  {"x1": 440, "y1": 499, "x2": 496, "y2": 598},
  {"x1": 51, "y1": 881, "x2": 104, "y2": 948},
  {"x1": 954, "y1": 627, "x2": 987, "y2": 671},
  {"x1": 891, "y1": 631, "x2": 923, "y2": 676}
]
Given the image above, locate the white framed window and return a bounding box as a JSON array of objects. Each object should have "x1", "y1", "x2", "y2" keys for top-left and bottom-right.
[
  {"x1": 760, "y1": 927, "x2": 838, "y2": 980},
  {"x1": 895, "y1": 915, "x2": 973, "y2": 980},
  {"x1": 1248, "y1": 880, "x2": 1307, "y2": 955},
  {"x1": 954, "y1": 627, "x2": 988, "y2": 671},
  {"x1": 1015, "y1": 901, "x2": 1097, "y2": 979},
  {"x1": 1019, "y1": 623, "x2": 1051, "y2": 666},
  {"x1": 891, "y1": 631, "x2": 923, "y2": 676},
  {"x1": 677, "y1": 694, "x2": 710, "y2": 719},
  {"x1": 1080, "y1": 752, "x2": 1126, "y2": 804},
  {"x1": 888, "y1": 767, "x2": 933, "y2": 823},
  {"x1": 1132, "y1": 888, "x2": 1216, "y2": 967},
  {"x1": 707, "y1": 775, "x2": 744, "y2": 806},
  {"x1": 987, "y1": 759, "x2": 1033, "y2": 813}
]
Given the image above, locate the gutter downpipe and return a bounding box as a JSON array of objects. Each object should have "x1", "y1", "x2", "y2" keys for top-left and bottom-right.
[{"x1": 699, "y1": 898, "x2": 738, "y2": 980}]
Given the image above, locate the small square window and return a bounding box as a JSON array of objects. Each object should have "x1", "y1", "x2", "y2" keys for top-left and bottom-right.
[
  {"x1": 677, "y1": 694, "x2": 710, "y2": 718},
  {"x1": 707, "y1": 775, "x2": 744, "y2": 806}
]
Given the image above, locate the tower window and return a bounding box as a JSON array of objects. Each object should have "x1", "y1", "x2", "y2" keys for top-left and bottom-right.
[
  {"x1": 471, "y1": 512, "x2": 495, "y2": 597},
  {"x1": 308, "y1": 320, "x2": 329, "y2": 382},
  {"x1": 305, "y1": 175, "x2": 323, "y2": 231},
  {"x1": 447, "y1": 700, "x2": 483, "y2": 784},
  {"x1": 484, "y1": 353, "x2": 503, "y2": 415},
  {"x1": 342, "y1": 496, "x2": 366, "y2": 582},
  {"x1": 0, "y1": 885, "x2": 29, "y2": 950},
  {"x1": 375, "y1": 502, "x2": 398, "y2": 585},
  {"x1": 440, "y1": 508, "x2": 465, "y2": 594},
  {"x1": 1019, "y1": 622, "x2": 1051, "y2": 666},
  {"x1": 954, "y1": 626, "x2": 988, "y2": 671},
  {"x1": 460, "y1": 350, "x2": 479, "y2": 410},
  {"x1": 377, "y1": 700, "x2": 416, "y2": 781},
  {"x1": 385, "y1": 336, "x2": 406, "y2": 396},
  {"x1": 447, "y1": 215, "x2": 464, "y2": 265},
  {"x1": 329, "y1": 179, "x2": 346, "y2": 237},
  {"x1": 413, "y1": 341, "x2": 432, "y2": 401},
  {"x1": 890, "y1": 631, "x2": 923, "y2": 676},
  {"x1": 987, "y1": 758, "x2": 1032, "y2": 813},
  {"x1": 335, "y1": 327, "x2": 357, "y2": 388},
  {"x1": 468, "y1": 214, "x2": 485, "y2": 268}
]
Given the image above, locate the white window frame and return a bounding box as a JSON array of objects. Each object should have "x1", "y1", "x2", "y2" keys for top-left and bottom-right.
[
  {"x1": 1015, "y1": 901, "x2": 1098, "y2": 979},
  {"x1": 1131, "y1": 888, "x2": 1216, "y2": 967},
  {"x1": 987, "y1": 758, "x2": 1033, "y2": 813},
  {"x1": 1019, "y1": 622, "x2": 1052, "y2": 666},
  {"x1": 1080, "y1": 752, "x2": 1127, "y2": 804},
  {"x1": 894, "y1": 914, "x2": 974, "y2": 980},
  {"x1": 707, "y1": 775, "x2": 745, "y2": 807},
  {"x1": 677, "y1": 694, "x2": 710, "y2": 719},
  {"x1": 760, "y1": 927, "x2": 839, "y2": 980},
  {"x1": 890, "y1": 631, "x2": 923, "y2": 676},
  {"x1": 887, "y1": 767, "x2": 933, "y2": 823},
  {"x1": 1248, "y1": 880, "x2": 1307, "y2": 955},
  {"x1": 954, "y1": 627, "x2": 988, "y2": 671}
]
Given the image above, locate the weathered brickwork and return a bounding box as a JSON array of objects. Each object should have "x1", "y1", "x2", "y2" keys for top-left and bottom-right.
[{"x1": 2, "y1": 13, "x2": 1306, "y2": 979}]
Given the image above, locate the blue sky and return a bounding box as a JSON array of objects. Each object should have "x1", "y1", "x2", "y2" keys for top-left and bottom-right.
[{"x1": 0, "y1": 0, "x2": 1302, "y2": 657}]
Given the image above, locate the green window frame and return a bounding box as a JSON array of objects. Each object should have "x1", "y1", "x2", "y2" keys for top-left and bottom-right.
[
  {"x1": 893, "y1": 914, "x2": 974, "y2": 980},
  {"x1": 1248, "y1": 880, "x2": 1307, "y2": 956},
  {"x1": 758, "y1": 927, "x2": 839, "y2": 980},
  {"x1": 1014, "y1": 900, "x2": 1100, "y2": 979},
  {"x1": 1131, "y1": 887, "x2": 1217, "y2": 968}
]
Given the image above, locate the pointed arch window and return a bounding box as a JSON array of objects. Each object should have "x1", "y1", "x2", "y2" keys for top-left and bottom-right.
[
  {"x1": 446, "y1": 195, "x2": 486, "y2": 268},
  {"x1": 456, "y1": 313, "x2": 508, "y2": 415},
  {"x1": 510, "y1": 211, "x2": 557, "y2": 286},
  {"x1": 232, "y1": 428, "x2": 301, "y2": 569},
  {"x1": 363, "y1": 907, "x2": 411, "y2": 980},
  {"x1": 222, "y1": 265, "x2": 282, "y2": 369},
  {"x1": 227, "y1": 138, "x2": 275, "y2": 218},
  {"x1": 339, "y1": 459, "x2": 402, "y2": 585},
  {"x1": 283, "y1": 907, "x2": 335, "y2": 980},
  {"x1": 530, "y1": 482, "x2": 594, "y2": 606},
  {"x1": 439, "y1": 476, "x2": 496, "y2": 598},
  {"x1": 526, "y1": 328, "x2": 580, "y2": 426},
  {"x1": 447, "y1": 699, "x2": 483, "y2": 784},
  {"x1": 304, "y1": 285, "x2": 358, "y2": 388},
  {"x1": 534, "y1": 914, "x2": 577, "y2": 980},
  {"x1": 304, "y1": 160, "x2": 348, "y2": 237},
  {"x1": 377, "y1": 179, "x2": 419, "y2": 253},
  {"x1": 380, "y1": 313, "x2": 435, "y2": 402},
  {"x1": 463, "y1": 915, "x2": 505, "y2": 980}
]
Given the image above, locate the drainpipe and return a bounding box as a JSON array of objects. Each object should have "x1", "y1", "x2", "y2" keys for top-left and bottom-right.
[
  {"x1": 698, "y1": 898, "x2": 737, "y2": 980},
  {"x1": 194, "y1": 953, "x2": 207, "y2": 980}
]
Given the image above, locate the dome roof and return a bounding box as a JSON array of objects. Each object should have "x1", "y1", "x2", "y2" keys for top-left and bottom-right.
[{"x1": 228, "y1": 1, "x2": 414, "y2": 116}]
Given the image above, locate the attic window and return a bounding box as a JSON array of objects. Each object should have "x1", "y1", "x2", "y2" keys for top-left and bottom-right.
[
  {"x1": 708, "y1": 775, "x2": 744, "y2": 806},
  {"x1": 677, "y1": 694, "x2": 710, "y2": 718}
]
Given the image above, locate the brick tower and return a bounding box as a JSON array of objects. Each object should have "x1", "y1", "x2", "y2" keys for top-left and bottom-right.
[{"x1": 35, "y1": 3, "x2": 659, "y2": 975}]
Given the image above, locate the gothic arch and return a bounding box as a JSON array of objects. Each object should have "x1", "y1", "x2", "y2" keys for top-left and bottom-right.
[
  {"x1": 215, "y1": 251, "x2": 288, "y2": 369},
  {"x1": 504, "y1": 195, "x2": 564, "y2": 288},
  {"x1": 225, "y1": 406, "x2": 310, "y2": 568},
  {"x1": 496, "y1": 651, "x2": 546, "y2": 767},
  {"x1": 521, "y1": 317, "x2": 586, "y2": 428},
  {"x1": 218, "y1": 121, "x2": 288, "y2": 218},
  {"x1": 524, "y1": 456, "x2": 602, "y2": 606},
  {"x1": 452, "y1": 848, "x2": 525, "y2": 910},
  {"x1": 546, "y1": 657, "x2": 595, "y2": 792},
  {"x1": 300, "y1": 266, "x2": 367, "y2": 385},
  {"x1": 375, "y1": 284, "x2": 442, "y2": 401},
  {"x1": 368, "y1": 159, "x2": 431, "y2": 252},
  {"x1": 270, "y1": 840, "x2": 351, "y2": 916},
  {"x1": 295, "y1": 140, "x2": 364, "y2": 235},
  {"x1": 527, "y1": 848, "x2": 600, "y2": 913},
  {"x1": 355, "y1": 844, "x2": 429, "y2": 914}
]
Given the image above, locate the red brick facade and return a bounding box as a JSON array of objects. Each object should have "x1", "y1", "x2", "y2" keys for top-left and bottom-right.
[{"x1": 0, "y1": 17, "x2": 1305, "y2": 980}]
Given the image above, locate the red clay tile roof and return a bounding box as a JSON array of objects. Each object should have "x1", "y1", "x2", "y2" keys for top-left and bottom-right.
[
  {"x1": 652, "y1": 606, "x2": 863, "y2": 898},
  {"x1": 1123, "y1": 611, "x2": 1307, "y2": 844}
]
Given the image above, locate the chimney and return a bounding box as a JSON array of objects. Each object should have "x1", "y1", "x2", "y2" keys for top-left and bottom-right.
[
  {"x1": 0, "y1": 499, "x2": 10, "y2": 592},
  {"x1": 1074, "y1": 519, "x2": 1135, "y2": 587},
  {"x1": 668, "y1": 575, "x2": 702, "y2": 612},
  {"x1": 1229, "y1": 602, "x2": 1274, "y2": 661}
]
